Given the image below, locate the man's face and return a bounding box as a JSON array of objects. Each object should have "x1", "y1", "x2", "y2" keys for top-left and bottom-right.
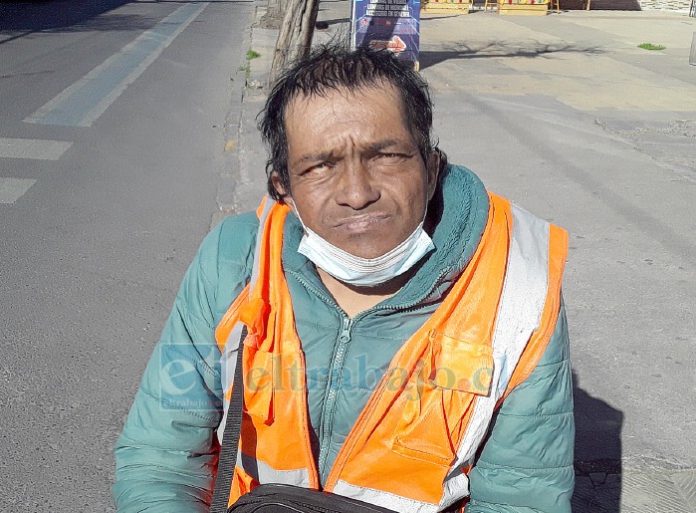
[{"x1": 274, "y1": 83, "x2": 439, "y2": 259}]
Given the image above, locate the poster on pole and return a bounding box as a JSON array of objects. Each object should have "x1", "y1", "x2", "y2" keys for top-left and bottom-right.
[{"x1": 351, "y1": 0, "x2": 421, "y2": 68}]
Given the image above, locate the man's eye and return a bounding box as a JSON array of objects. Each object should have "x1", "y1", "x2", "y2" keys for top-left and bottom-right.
[
  {"x1": 376, "y1": 152, "x2": 408, "y2": 162},
  {"x1": 314, "y1": 162, "x2": 332, "y2": 171},
  {"x1": 303, "y1": 162, "x2": 331, "y2": 175}
]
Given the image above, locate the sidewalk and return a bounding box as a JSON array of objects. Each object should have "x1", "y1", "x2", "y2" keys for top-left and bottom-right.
[{"x1": 230, "y1": 4, "x2": 696, "y2": 511}]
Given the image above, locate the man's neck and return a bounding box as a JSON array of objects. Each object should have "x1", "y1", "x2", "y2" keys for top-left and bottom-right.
[{"x1": 316, "y1": 267, "x2": 412, "y2": 318}]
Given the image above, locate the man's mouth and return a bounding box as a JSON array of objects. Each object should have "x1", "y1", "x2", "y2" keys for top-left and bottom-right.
[{"x1": 334, "y1": 213, "x2": 390, "y2": 233}]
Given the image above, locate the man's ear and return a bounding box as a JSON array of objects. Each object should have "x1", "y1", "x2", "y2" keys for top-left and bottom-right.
[
  {"x1": 425, "y1": 151, "x2": 441, "y2": 201},
  {"x1": 271, "y1": 171, "x2": 291, "y2": 202}
]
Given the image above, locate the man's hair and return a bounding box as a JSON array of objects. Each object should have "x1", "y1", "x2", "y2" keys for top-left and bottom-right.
[{"x1": 258, "y1": 46, "x2": 446, "y2": 201}]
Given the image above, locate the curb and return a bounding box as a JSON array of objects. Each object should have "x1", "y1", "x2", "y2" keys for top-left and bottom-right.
[
  {"x1": 212, "y1": 0, "x2": 354, "y2": 230},
  {"x1": 212, "y1": 2, "x2": 276, "y2": 229}
]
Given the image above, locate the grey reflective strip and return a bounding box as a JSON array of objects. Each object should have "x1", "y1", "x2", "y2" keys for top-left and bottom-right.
[
  {"x1": 496, "y1": 204, "x2": 549, "y2": 393},
  {"x1": 440, "y1": 472, "x2": 470, "y2": 511},
  {"x1": 250, "y1": 196, "x2": 275, "y2": 287},
  {"x1": 439, "y1": 204, "x2": 550, "y2": 509},
  {"x1": 217, "y1": 321, "x2": 245, "y2": 444},
  {"x1": 334, "y1": 481, "x2": 438, "y2": 513},
  {"x1": 239, "y1": 449, "x2": 311, "y2": 487},
  {"x1": 218, "y1": 196, "x2": 276, "y2": 443}
]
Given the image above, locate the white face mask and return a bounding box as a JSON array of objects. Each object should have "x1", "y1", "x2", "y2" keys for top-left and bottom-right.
[{"x1": 295, "y1": 209, "x2": 434, "y2": 287}]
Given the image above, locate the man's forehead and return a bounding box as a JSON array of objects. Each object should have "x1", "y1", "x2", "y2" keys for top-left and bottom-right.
[{"x1": 285, "y1": 80, "x2": 402, "y2": 115}]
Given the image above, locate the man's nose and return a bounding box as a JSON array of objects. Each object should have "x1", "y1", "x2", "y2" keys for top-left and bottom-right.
[{"x1": 335, "y1": 159, "x2": 380, "y2": 210}]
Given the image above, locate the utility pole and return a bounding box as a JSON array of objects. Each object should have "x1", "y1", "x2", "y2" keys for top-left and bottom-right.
[{"x1": 269, "y1": 0, "x2": 320, "y2": 84}]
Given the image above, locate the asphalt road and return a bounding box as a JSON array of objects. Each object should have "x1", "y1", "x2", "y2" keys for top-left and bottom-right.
[{"x1": 0, "y1": 1, "x2": 253, "y2": 510}]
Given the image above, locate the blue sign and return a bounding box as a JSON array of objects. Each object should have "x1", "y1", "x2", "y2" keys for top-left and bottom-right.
[{"x1": 351, "y1": 0, "x2": 421, "y2": 67}]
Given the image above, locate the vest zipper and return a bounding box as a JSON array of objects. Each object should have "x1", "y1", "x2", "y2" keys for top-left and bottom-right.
[
  {"x1": 318, "y1": 315, "x2": 352, "y2": 479},
  {"x1": 322, "y1": 269, "x2": 453, "y2": 489},
  {"x1": 287, "y1": 268, "x2": 451, "y2": 485},
  {"x1": 287, "y1": 271, "x2": 352, "y2": 483}
]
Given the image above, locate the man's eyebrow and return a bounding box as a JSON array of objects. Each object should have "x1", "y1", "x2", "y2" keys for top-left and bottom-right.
[
  {"x1": 293, "y1": 139, "x2": 407, "y2": 167},
  {"x1": 293, "y1": 150, "x2": 336, "y2": 167},
  {"x1": 363, "y1": 139, "x2": 404, "y2": 153}
]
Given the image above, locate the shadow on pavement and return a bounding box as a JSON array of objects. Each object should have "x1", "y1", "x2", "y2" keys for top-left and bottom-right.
[
  {"x1": 0, "y1": 0, "x2": 147, "y2": 46},
  {"x1": 572, "y1": 371, "x2": 624, "y2": 512},
  {"x1": 421, "y1": 14, "x2": 465, "y2": 20},
  {"x1": 135, "y1": 1, "x2": 254, "y2": 3},
  {"x1": 1, "y1": 0, "x2": 134, "y2": 31},
  {"x1": 0, "y1": 0, "x2": 251, "y2": 46},
  {"x1": 418, "y1": 42, "x2": 604, "y2": 69},
  {"x1": 316, "y1": 17, "x2": 351, "y2": 25},
  {"x1": 553, "y1": 0, "x2": 641, "y2": 8}
]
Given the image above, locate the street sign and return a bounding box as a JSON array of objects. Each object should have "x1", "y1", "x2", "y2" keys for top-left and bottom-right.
[{"x1": 351, "y1": 0, "x2": 421, "y2": 68}]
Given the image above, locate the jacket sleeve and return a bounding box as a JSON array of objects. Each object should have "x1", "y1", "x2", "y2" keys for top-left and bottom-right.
[
  {"x1": 466, "y1": 301, "x2": 575, "y2": 513},
  {"x1": 113, "y1": 217, "x2": 254, "y2": 513}
]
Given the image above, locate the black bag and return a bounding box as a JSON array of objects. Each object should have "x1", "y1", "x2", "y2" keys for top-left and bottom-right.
[
  {"x1": 209, "y1": 327, "x2": 399, "y2": 513},
  {"x1": 227, "y1": 483, "x2": 398, "y2": 513}
]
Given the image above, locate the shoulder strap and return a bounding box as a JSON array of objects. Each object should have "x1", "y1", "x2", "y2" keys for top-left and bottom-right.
[{"x1": 210, "y1": 326, "x2": 247, "y2": 513}]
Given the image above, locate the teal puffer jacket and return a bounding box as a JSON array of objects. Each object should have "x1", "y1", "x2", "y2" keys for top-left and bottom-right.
[{"x1": 113, "y1": 165, "x2": 574, "y2": 513}]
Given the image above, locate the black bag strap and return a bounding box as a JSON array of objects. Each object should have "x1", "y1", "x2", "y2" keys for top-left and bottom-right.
[{"x1": 210, "y1": 325, "x2": 248, "y2": 513}]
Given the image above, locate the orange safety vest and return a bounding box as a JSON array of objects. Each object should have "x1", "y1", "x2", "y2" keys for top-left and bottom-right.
[{"x1": 215, "y1": 193, "x2": 568, "y2": 513}]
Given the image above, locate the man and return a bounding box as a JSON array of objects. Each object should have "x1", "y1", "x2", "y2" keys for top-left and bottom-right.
[{"x1": 114, "y1": 47, "x2": 574, "y2": 513}]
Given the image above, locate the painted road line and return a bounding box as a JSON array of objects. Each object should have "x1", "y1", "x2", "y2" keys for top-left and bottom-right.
[
  {"x1": 0, "y1": 178, "x2": 36, "y2": 204},
  {"x1": 24, "y1": 2, "x2": 209, "y2": 127},
  {"x1": 0, "y1": 138, "x2": 73, "y2": 160}
]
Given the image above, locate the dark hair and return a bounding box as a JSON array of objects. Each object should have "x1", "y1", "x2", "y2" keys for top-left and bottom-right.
[{"x1": 258, "y1": 46, "x2": 447, "y2": 201}]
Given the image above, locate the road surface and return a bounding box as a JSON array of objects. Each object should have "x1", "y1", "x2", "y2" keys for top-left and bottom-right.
[{"x1": 0, "y1": 1, "x2": 253, "y2": 510}]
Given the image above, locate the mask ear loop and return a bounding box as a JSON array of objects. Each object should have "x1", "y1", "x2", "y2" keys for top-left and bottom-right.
[
  {"x1": 286, "y1": 199, "x2": 309, "y2": 233},
  {"x1": 418, "y1": 184, "x2": 433, "y2": 234},
  {"x1": 421, "y1": 199, "x2": 430, "y2": 226}
]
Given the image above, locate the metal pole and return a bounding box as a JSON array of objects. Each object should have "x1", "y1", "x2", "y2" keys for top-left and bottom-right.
[
  {"x1": 350, "y1": 0, "x2": 357, "y2": 51},
  {"x1": 690, "y1": 32, "x2": 696, "y2": 66}
]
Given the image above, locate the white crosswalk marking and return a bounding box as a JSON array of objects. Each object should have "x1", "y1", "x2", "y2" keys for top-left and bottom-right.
[
  {"x1": 0, "y1": 138, "x2": 73, "y2": 204},
  {"x1": 0, "y1": 137, "x2": 73, "y2": 160},
  {"x1": 0, "y1": 178, "x2": 36, "y2": 204}
]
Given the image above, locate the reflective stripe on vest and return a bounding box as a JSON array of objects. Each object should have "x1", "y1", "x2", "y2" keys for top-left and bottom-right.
[
  {"x1": 238, "y1": 448, "x2": 311, "y2": 487},
  {"x1": 215, "y1": 197, "x2": 274, "y2": 444},
  {"x1": 214, "y1": 193, "x2": 568, "y2": 512},
  {"x1": 439, "y1": 203, "x2": 550, "y2": 509}
]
